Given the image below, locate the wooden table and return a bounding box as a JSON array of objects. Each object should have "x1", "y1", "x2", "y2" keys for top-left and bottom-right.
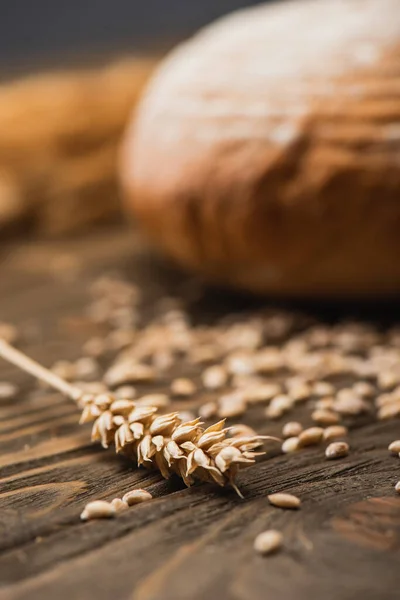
[{"x1": 1, "y1": 226, "x2": 400, "y2": 600}]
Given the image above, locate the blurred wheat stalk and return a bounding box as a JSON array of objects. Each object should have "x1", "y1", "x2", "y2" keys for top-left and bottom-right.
[{"x1": 0, "y1": 56, "x2": 157, "y2": 235}]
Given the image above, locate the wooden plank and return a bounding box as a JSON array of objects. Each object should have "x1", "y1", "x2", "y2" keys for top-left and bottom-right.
[{"x1": 1, "y1": 226, "x2": 400, "y2": 600}]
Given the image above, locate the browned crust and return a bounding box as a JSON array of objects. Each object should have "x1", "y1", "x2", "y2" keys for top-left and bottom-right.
[{"x1": 122, "y1": 0, "x2": 400, "y2": 297}]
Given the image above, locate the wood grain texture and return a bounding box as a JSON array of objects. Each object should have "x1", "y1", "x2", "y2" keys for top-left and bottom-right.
[{"x1": 1, "y1": 225, "x2": 400, "y2": 600}]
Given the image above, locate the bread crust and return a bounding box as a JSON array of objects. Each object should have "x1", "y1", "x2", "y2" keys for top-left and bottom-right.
[{"x1": 122, "y1": 0, "x2": 400, "y2": 297}]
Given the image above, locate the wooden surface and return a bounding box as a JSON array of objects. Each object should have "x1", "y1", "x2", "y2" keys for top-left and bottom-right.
[{"x1": 1, "y1": 225, "x2": 400, "y2": 600}]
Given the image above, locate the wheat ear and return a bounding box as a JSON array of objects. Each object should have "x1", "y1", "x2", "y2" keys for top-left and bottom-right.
[{"x1": 0, "y1": 340, "x2": 279, "y2": 495}]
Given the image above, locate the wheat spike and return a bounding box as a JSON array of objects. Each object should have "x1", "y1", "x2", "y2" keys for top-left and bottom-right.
[{"x1": 0, "y1": 340, "x2": 278, "y2": 493}]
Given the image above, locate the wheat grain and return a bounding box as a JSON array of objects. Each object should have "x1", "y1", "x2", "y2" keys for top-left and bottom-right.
[
  {"x1": 218, "y1": 393, "x2": 246, "y2": 418},
  {"x1": 104, "y1": 362, "x2": 156, "y2": 387},
  {"x1": 171, "y1": 378, "x2": 196, "y2": 397},
  {"x1": 254, "y1": 530, "x2": 283, "y2": 555},
  {"x1": 298, "y1": 427, "x2": 324, "y2": 447},
  {"x1": 333, "y1": 394, "x2": 368, "y2": 416},
  {"x1": 228, "y1": 424, "x2": 258, "y2": 438},
  {"x1": 395, "y1": 481, "x2": 400, "y2": 494},
  {"x1": 178, "y1": 410, "x2": 196, "y2": 423},
  {"x1": 51, "y1": 360, "x2": 77, "y2": 381},
  {"x1": 115, "y1": 385, "x2": 137, "y2": 399},
  {"x1": 311, "y1": 409, "x2": 340, "y2": 426},
  {"x1": 198, "y1": 401, "x2": 218, "y2": 419},
  {"x1": 135, "y1": 394, "x2": 170, "y2": 408},
  {"x1": 325, "y1": 441, "x2": 349, "y2": 459},
  {"x1": 282, "y1": 421, "x2": 302, "y2": 438},
  {"x1": 0, "y1": 323, "x2": 18, "y2": 344},
  {"x1": 268, "y1": 492, "x2": 301, "y2": 509},
  {"x1": 122, "y1": 489, "x2": 152, "y2": 505},
  {"x1": 352, "y1": 381, "x2": 375, "y2": 398},
  {"x1": 265, "y1": 395, "x2": 293, "y2": 419},
  {"x1": 0, "y1": 381, "x2": 18, "y2": 400},
  {"x1": 378, "y1": 371, "x2": 399, "y2": 390},
  {"x1": 225, "y1": 352, "x2": 255, "y2": 376},
  {"x1": 388, "y1": 440, "x2": 400, "y2": 455},
  {"x1": 287, "y1": 380, "x2": 311, "y2": 403},
  {"x1": 312, "y1": 381, "x2": 335, "y2": 396},
  {"x1": 82, "y1": 337, "x2": 107, "y2": 358},
  {"x1": 377, "y1": 401, "x2": 400, "y2": 420},
  {"x1": 75, "y1": 357, "x2": 100, "y2": 380},
  {"x1": 202, "y1": 365, "x2": 228, "y2": 390},
  {"x1": 111, "y1": 498, "x2": 129, "y2": 512},
  {"x1": 315, "y1": 397, "x2": 335, "y2": 410},
  {"x1": 281, "y1": 437, "x2": 299, "y2": 453},
  {"x1": 243, "y1": 383, "x2": 281, "y2": 404},
  {"x1": 80, "y1": 500, "x2": 116, "y2": 520},
  {"x1": 322, "y1": 425, "x2": 348, "y2": 442}
]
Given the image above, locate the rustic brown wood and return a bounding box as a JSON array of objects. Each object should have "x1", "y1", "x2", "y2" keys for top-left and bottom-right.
[{"x1": 1, "y1": 225, "x2": 400, "y2": 600}]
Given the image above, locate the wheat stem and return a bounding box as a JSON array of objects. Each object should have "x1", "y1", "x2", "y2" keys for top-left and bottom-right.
[{"x1": 0, "y1": 339, "x2": 82, "y2": 401}]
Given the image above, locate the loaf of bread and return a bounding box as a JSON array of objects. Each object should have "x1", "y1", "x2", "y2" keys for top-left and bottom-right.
[{"x1": 122, "y1": 0, "x2": 400, "y2": 297}]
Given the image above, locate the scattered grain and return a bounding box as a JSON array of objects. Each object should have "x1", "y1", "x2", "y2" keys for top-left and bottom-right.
[
  {"x1": 254, "y1": 530, "x2": 283, "y2": 556},
  {"x1": 325, "y1": 441, "x2": 349, "y2": 459},
  {"x1": 80, "y1": 500, "x2": 116, "y2": 520},
  {"x1": 374, "y1": 393, "x2": 395, "y2": 408},
  {"x1": 218, "y1": 393, "x2": 246, "y2": 418},
  {"x1": 178, "y1": 410, "x2": 196, "y2": 423},
  {"x1": 333, "y1": 395, "x2": 368, "y2": 416},
  {"x1": 122, "y1": 489, "x2": 153, "y2": 506},
  {"x1": 198, "y1": 401, "x2": 218, "y2": 420},
  {"x1": 315, "y1": 397, "x2": 335, "y2": 410},
  {"x1": 287, "y1": 381, "x2": 311, "y2": 403},
  {"x1": 268, "y1": 492, "x2": 301, "y2": 509},
  {"x1": 281, "y1": 437, "x2": 299, "y2": 453},
  {"x1": 298, "y1": 427, "x2": 324, "y2": 447},
  {"x1": 51, "y1": 360, "x2": 76, "y2": 381},
  {"x1": 243, "y1": 383, "x2": 281, "y2": 404},
  {"x1": 189, "y1": 345, "x2": 221, "y2": 365},
  {"x1": 388, "y1": 440, "x2": 400, "y2": 455},
  {"x1": 115, "y1": 385, "x2": 137, "y2": 399},
  {"x1": 82, "y1": 337, "x2": 107, "y2": 357},
  {"x1": 0, "y1": 381, "x2": 18, "y2": 400},
  {"x1": 311, "y1": 409, "x2": 340, "y2": 426},
  {"x1": 0, "y1": 322, "x2": 18, "y2": 344},
  {"x1": 111, "y1": 498, "x2": 129, "y2": 512},
  {"x1": 104, "y1": 362, "x2": 155, "y2": 387},
  {"x1": 202, "y1": 365, "x2": 228, "y2": 390},
  {"x1": 171, "y1": 378, "x2": 196, "y2": 397},
  {"x1": 378, "y1": 400, "x2": 400, "y2": 420},
  {"x1": 265, "y1": 395, "x2": 293, "y2": 419},
  {"x1": 135, "y1": 394, "x2": 170, "y2": 408},
  {"x1": 352, "y1": 381, "x2": 375, "y2": 398},
  {"x1": 378, "y1": 371, "x2": 399, "y2": 390},
  {"x1": 282, "y1": 421, "x2": 302, "y2": 438},
  {"x1": 253, "y1": 348, "x2": 283, "y2": 373},
  {"x1": 225, "y1": 352, "x2": 255, "y2": 376},
  {"x1": 395, "y1": 481, "x2": 400, "y2": 494},
  {"x1": 323, "y1": 425, "x2": 348, "y2": 442},
  {"x1": 75, "y1": 357, "x2": 100, "y2": 380},
  {"x1": 312, "y1": 381, "x2": 335, "y2": 396},
  {"x1": 106, "y1": 329, "x2": 136, "y2": 351},
  {"x1": 228, "y1": 424, "x2": 258, "y2": 438},
  {"x1": 152, "y1": 350, "x2": 174, "y2": 372}
]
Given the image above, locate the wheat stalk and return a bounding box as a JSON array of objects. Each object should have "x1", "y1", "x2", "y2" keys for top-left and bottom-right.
[{"x1": 0, "y1": 339, "x2": 278, "y2": 495}]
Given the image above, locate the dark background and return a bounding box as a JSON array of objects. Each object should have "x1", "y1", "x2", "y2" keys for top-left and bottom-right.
[{"x1": 0, "y1": 0, "x2": 268, "y2": 74}]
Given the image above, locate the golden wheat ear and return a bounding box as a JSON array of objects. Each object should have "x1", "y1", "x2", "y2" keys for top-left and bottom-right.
[{"x1": 0, "y1": 339, "x2": 280, "y2": 494}]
